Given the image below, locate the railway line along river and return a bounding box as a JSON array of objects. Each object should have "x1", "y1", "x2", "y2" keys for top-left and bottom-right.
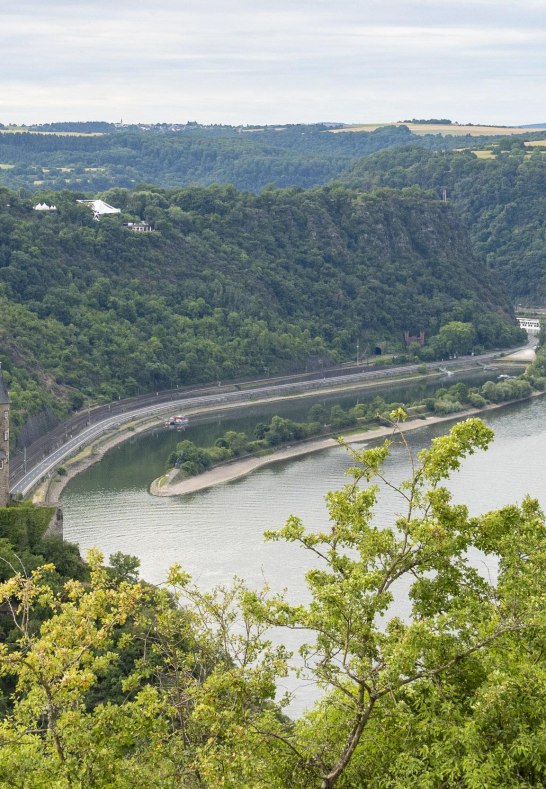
[{"x1": 61, "y1": 372, "x2": 546, "y2": 712}]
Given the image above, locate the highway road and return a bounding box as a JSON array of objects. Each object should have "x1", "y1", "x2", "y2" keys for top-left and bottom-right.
[{"x1": 9, "y1": 344, "x2": 532, "y2": 498}]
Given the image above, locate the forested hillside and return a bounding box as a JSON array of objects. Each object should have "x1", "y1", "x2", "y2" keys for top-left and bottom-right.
[
  {"x1": 0, "y1": 123, "x2": 500, "y2": 194},
  {"x1": 341, "y1": 145, "x2": 546, "y2": 301},
  {"x1": 0, "y1": 183, "x2": 521, "y2": 439}
]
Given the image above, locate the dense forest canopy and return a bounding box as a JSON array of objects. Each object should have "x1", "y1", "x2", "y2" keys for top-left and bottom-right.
[
  {"x1": 340, "y1": 145, "x2": 546, "y2": 302},
  {"x1": 0, "y1": 183, "x2": 521, "y2": 439},
  {"x1": 0, "y1": 123, "x2": 523, "y2": 194}
]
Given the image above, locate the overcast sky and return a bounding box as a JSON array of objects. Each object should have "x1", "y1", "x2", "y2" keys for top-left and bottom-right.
[{"x1": 2, "y1": 0, "x2": 545, "y2": 125}]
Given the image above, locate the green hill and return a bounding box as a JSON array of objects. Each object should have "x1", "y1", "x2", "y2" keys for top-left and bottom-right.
[
  {"x1": 0, "y1": 184, "x2": 521, "y2": 440},
  {"x1": 340, "y1": 145, "x2": 546, "y2": 302},
  {"x1": 0, "y1": 123, "x2": 500, "y2": 194}
]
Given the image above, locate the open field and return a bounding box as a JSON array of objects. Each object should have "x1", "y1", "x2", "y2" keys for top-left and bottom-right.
[
  {"x1": 330, "y1": 123, "x2": 546, "y2": 137},
  {"x1": 461, "y1": 144, "x2": 544, "y2": 160},
  {"x1": 471, "y1": 150, "x2": 496, "y2": 159}
]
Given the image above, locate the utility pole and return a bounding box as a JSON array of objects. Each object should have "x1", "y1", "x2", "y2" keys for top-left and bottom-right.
[{"x1": 356, "y1": 340, "x2": 360, "y2": 365}]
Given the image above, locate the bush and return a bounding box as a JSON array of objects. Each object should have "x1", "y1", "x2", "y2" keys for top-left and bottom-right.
[
  {"x1": 433, "y1": 399, "x2": 464, "y2": 415},
  {"x1": 468, "y1": 393, "x2": 487, "y2": 409}
]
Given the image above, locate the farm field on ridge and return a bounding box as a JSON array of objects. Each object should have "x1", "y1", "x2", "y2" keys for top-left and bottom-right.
[{"x1": 332, "y1": 122, "x2": 546, "y2": 136}]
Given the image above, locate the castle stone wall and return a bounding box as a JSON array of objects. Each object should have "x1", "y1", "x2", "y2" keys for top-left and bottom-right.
[{"x1": 0, "y1": 404, "x2": 9, "y2": 507}]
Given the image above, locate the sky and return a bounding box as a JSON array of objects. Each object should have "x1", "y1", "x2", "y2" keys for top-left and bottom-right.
[{"x1": 2, "y1": 0, "x2": 545, "y2": 126}]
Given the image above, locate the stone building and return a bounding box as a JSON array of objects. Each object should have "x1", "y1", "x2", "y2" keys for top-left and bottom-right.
[{"x1": 0, "y1": 368, "x2": 9, "y2": 507}]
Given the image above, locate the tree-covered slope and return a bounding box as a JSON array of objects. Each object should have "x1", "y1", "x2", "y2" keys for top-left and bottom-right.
[
  {"x1": 341, "y1": 145, "x2": 546, "y2": 301},
  {"x1": 0, "y1": 184, "x2": 521, "y2": 436},
  {"x1": 0, "y1": 123, "x2": 491, "y2": 194}
]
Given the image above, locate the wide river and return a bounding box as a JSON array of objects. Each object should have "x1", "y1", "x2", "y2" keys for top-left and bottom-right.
[{"x1": 62, "y1": 372, "x2": 546, "y2": 712}]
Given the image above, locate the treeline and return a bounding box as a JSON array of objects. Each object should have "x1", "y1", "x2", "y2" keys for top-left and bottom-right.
[
  {"x1": 0, "y1": 184, "x2": 522, "y2": 444},
  {"x1": 167, "y1": 374, "x2": 535, "y2": 477},
  {"x1": 28, "y1": 122, "x2": 115, "y2": 133},
  {"x1": 0, "y1": 123, "x2": 503, "y2": 194},
  {"x1": 341, "y1": 145, "x2": 546, "y2": 301},
  {"x1": 400, "y1": 118, "x2": 453, "y2": 124}
]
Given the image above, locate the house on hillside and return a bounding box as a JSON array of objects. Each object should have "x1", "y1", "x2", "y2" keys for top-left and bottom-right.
[
  {"x1": 34, "y1": 202, "x2": 57, "y2": 211},
  {"x1": 124, "y1": 221, "x2": 154, "y2": 233}
]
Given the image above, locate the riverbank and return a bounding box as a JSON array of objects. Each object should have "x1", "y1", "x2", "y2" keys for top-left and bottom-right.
[
  {"x1": 32, "y1": 415, "x2": 163, "y2": 505},
  {"x1": 32, "y1": 360, "x2": 529, "y2": 506},
  {"x1": 150, "y1": 393, "x2": 544, "y2": 498},
  {"x1": 31, "y1": 365, "x2": 464, "y2": 504},
  {"x1": 33, "y1": 367, "x2": 452, "y2": 504}
]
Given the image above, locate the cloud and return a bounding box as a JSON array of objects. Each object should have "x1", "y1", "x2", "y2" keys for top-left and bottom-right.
[{"x1": 1, "y1": 1, "x2": 545, "y2": 124}]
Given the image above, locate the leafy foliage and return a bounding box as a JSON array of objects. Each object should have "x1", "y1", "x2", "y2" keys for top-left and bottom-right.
[
  {"x1": 0, "y1": 184, "x2": 521, "y2": 442},
  {"x1": 341, "y1": 145, "x2": 546, "y2": 301},
  {"x1": 2, "y1": 421, "x2": 546, "y2": 785}
]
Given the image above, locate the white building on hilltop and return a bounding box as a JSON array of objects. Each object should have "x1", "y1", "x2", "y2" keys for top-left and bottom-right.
[
  {"x1": 77, "y1": 199, "x2": 121, "y2": 221},
  {"x1": 34, "y1": 202, "x2": 57, "y2": 211},
  {"x1": 517, "y1": 317, "x2": 541, "y2": 334}
]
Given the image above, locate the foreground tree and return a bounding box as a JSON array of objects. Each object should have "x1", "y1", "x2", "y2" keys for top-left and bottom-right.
[
  {"x1": 248, "y1": 414, "x2": 546, "y2": 787},
  {"x1": 2, "y1": 416, "x2": 546, "y2": 786},
  {"x1": 0, "y1": 551, "x2": 292, "y2": 787}
]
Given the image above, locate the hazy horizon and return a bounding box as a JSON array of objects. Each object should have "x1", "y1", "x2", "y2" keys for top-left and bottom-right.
[{"x1": 2, "y1": 118, "x2": 546, "y2": 129}]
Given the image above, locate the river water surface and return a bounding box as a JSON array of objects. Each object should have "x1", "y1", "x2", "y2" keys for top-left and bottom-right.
[
  {"x1": 62, "y1": 375, "x2": 545, "y2": 712},
  {"x1": 63, "y1": 373, "x2": 546, "y2": 590}
]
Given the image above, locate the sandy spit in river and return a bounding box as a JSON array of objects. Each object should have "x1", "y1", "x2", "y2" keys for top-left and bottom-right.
[{"x1": 150, "y1": 396, "x2": 542, "y2": 499}]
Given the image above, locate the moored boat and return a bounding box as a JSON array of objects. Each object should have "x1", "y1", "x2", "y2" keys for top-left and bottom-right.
[{"x1": 165, "y1": 415, "x2": 189, "y2": 430}]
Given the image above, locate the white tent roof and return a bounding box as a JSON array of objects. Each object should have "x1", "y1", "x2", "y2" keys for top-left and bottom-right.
[{"x1": 77, "y1": 199, "x2": 121, "y2": 215}]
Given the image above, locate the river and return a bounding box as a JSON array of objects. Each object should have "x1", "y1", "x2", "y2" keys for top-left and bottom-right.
[
  {"x1": 62, "y1": 369, "x2": 541, "y2": 589},
  {"x1": 61, "y1": 371, "x2": 544, "y2": 712}
]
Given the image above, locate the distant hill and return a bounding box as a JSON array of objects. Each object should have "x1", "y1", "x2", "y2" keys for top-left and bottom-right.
[
  {"x1": 0, "y1": 184, "x2": 521, "y2": 440},
  {"x1": 0, "y1": 123, "x2": 508, "y2": 195},
  {"x1": 332, "y1": 122, "x2": 546, "y2": 137},
  {"x1": 340, "y1": 144, "x2": 546, "y2": 302}
]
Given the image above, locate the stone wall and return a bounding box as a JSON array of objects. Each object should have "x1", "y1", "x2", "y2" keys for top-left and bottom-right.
[{"x1": 0, "y1": 404, "x2": 9, "y2": 507}]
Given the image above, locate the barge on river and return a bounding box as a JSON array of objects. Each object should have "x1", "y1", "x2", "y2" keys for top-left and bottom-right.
[{"x1": 165, "y1": 415, "x2": 189, "y2": 430}]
